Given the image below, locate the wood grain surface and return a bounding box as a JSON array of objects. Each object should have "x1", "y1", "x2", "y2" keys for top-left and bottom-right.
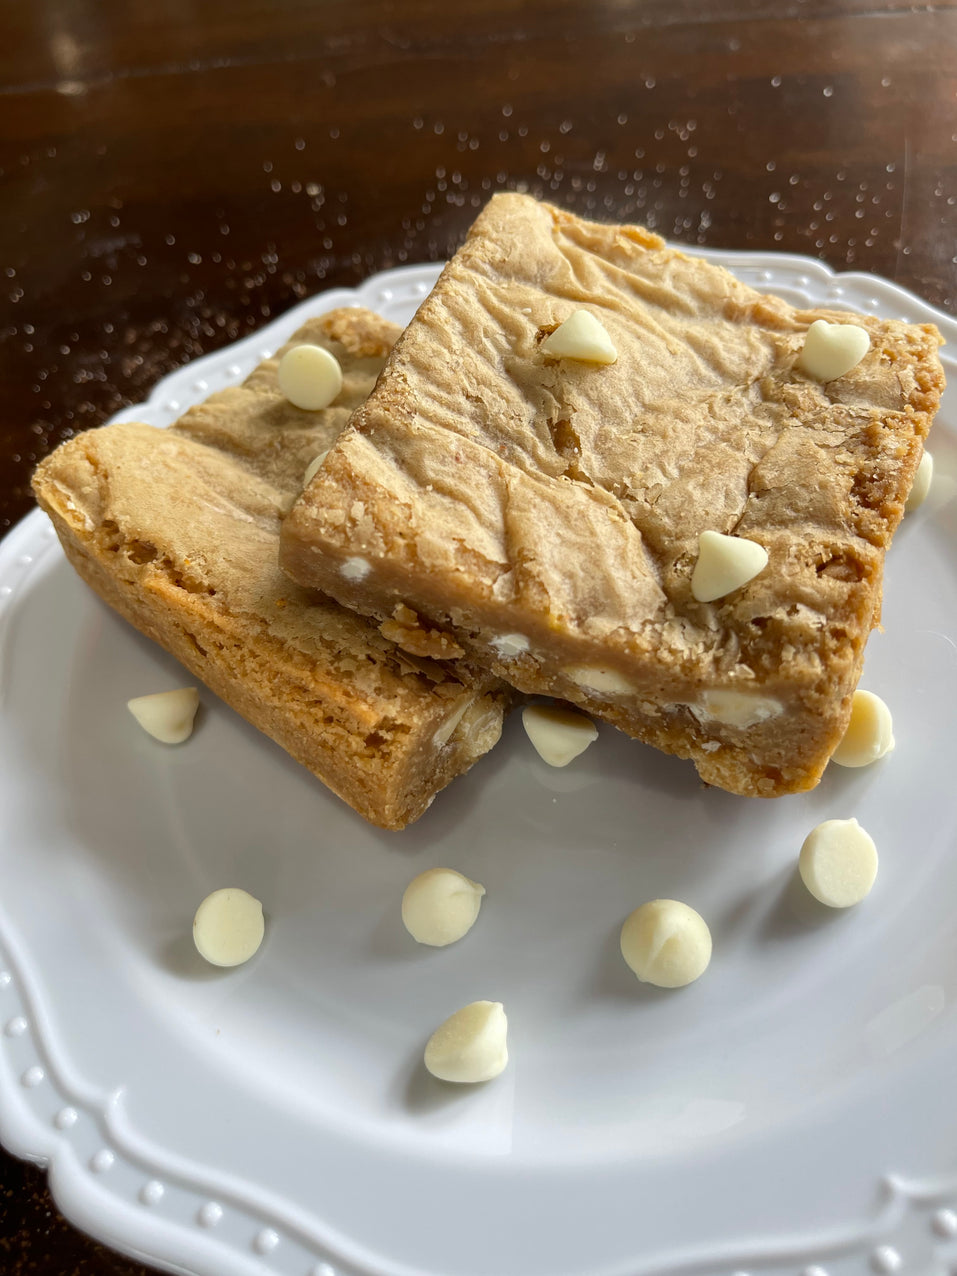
[{"x1": 2, "y1": 0, "x2": 956, "y2": 1271}]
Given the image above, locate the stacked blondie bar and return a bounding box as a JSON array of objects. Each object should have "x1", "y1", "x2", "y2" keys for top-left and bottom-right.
[
  {"x1": 32, "y1": 309, "x2": 511, "y2": 829},
  {"x1": 34, "y1": 194, "x2": 944, "y2": 825}
]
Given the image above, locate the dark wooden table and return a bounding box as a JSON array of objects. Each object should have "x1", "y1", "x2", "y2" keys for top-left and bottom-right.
[{"x1": 2, "y1": 0, "x2": 955, "y2": 1271}]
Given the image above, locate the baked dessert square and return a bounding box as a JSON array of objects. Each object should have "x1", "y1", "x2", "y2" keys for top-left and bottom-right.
[
  {"x1": 32, "y1": 309, "x2": 510, "y2": 830},
  {"x1": 280, "y1": 194, "x2": 944, "y2": 797}
]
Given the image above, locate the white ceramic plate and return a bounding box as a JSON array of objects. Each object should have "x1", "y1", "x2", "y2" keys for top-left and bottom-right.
[{"x1": 1, "y1": 256, "x2": 956, "y2": 1276}]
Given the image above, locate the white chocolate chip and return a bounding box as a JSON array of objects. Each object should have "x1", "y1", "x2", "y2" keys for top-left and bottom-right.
[
  {"x1": 424, "y1": 1000, "x2": 508, "y2": 1083},
  {"x1": 798, "y1": 818, "x2": 878, "y2": 907},
  {"x1": 620, "y1": 899, "x2": 712, "y2": 988},
  {"x1": 522, "y1": 703, "x2": 598, "y2": 767},
  {"x1": 432, "y1": 698, "x2": 473, "y2": 747},
  {"x1": 303, "y1": 450, "x2": 330, "y2": 486},
  {"x1": 905, "y1": 450, "x2": 934, "y2": 512},
  {"x1": 277, "y1": 344, "x2": 343, "y2": 410},
  {"x1": 467, "y1": 703, "x2": 503, "y2": 742},
  {"x1": 831, "y1": 690, "x2": 895, "y2": 768},
  {"x1": 340, "y1": 556, "x2": 371, "y2": 582},
  {"x1": 798, "y1": 319, "x2": 870, "y2": 381},
  {"x1": 540, "y1": 310, "x2": 617, "y2": 365},
  {"x1": 192, "y1": 888, "x2": 265, "y2": 966},
  {"x1": 564, "y1": 664, "x2": 634, "y2": 695},
  {"x1": 689, "y1": 689, "x2": 783, "y2": 729},
  {"x1": 127, "y1": 687, "x2": 199, "y2": 744},
  {"x1": 691, "y1": 530, "x2": 769, "y2": 603},
  {"x1": 401, "y1": 867, "x2": 485, "y2": 946},
  {"x1": 491, "y1": 632, "x2": 529, "y2": 657}
]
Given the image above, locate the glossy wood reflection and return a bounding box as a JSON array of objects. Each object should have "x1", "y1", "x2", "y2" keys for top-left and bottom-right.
[{"x1": 1, "y1": 1, "x2": 956, "y2": 1272}]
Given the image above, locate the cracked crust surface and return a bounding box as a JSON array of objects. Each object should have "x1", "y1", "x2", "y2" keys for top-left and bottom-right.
[
  {"x1": 280, "y1": 195, "x2": 945, "y2": 797},
  {"x1": 32, "y1": 309, "x2": 510, "y2": 830}
]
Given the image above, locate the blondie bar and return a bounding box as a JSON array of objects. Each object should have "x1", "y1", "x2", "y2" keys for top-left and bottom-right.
[
  {"x1": 280, "y1": 196, "x2": 944, "y2": 796},
  {"x1": 33, "y1": 309, "x2": 510, "y2": 829}
]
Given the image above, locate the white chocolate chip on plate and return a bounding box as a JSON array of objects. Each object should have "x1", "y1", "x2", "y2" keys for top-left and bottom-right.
[
  {"x1": 303, "y1": 450, "x2": 330, "y2": 486},
  {"x1": 522, "y1": 703, "x2": 598, "y2": 767},
  {"x1": 905, "y1": 450, "x2": 934, "y2": 512},
  {"x1": 401, "y1": 867, "x2": 485, "y2": 946},
  {"x1": 278, "y1": 343, "x2": 343, "y2": 410},
  {"x1": 424, "y1": 1000, "x2": 508, "y2": 1083},
  {"x1": 691, "y1": 530, "x2": 769, "y2": 603},
  {"x1": 193, "y1": 888, "x2": 265, "y2": 966},
  {"x1": 620, "y1": 899, "x2": 712, "y2": 988},
  {"x1": 127, "y1": 687, "x2": 200, "y2": 744},
  {"x1": 798, "y1": 818, "x2": 878, "y2": 907},
  {"x1": 540, "y1": 310, "x2": 617, "y2": 365},
  {"x1": 831, "y1": 690, "x2": 894, "y2": 768},
  {"x1": 798, "y1": 318, "x2": 870, "y2": 381}
]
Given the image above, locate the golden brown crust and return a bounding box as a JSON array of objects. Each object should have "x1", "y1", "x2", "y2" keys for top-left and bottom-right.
[
  {"x1": 32, "y1": 308, "x2": 510, "y2": 830},
  {"x1": 280, "y1": 196, "x2": 945, "y2": 797}
]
